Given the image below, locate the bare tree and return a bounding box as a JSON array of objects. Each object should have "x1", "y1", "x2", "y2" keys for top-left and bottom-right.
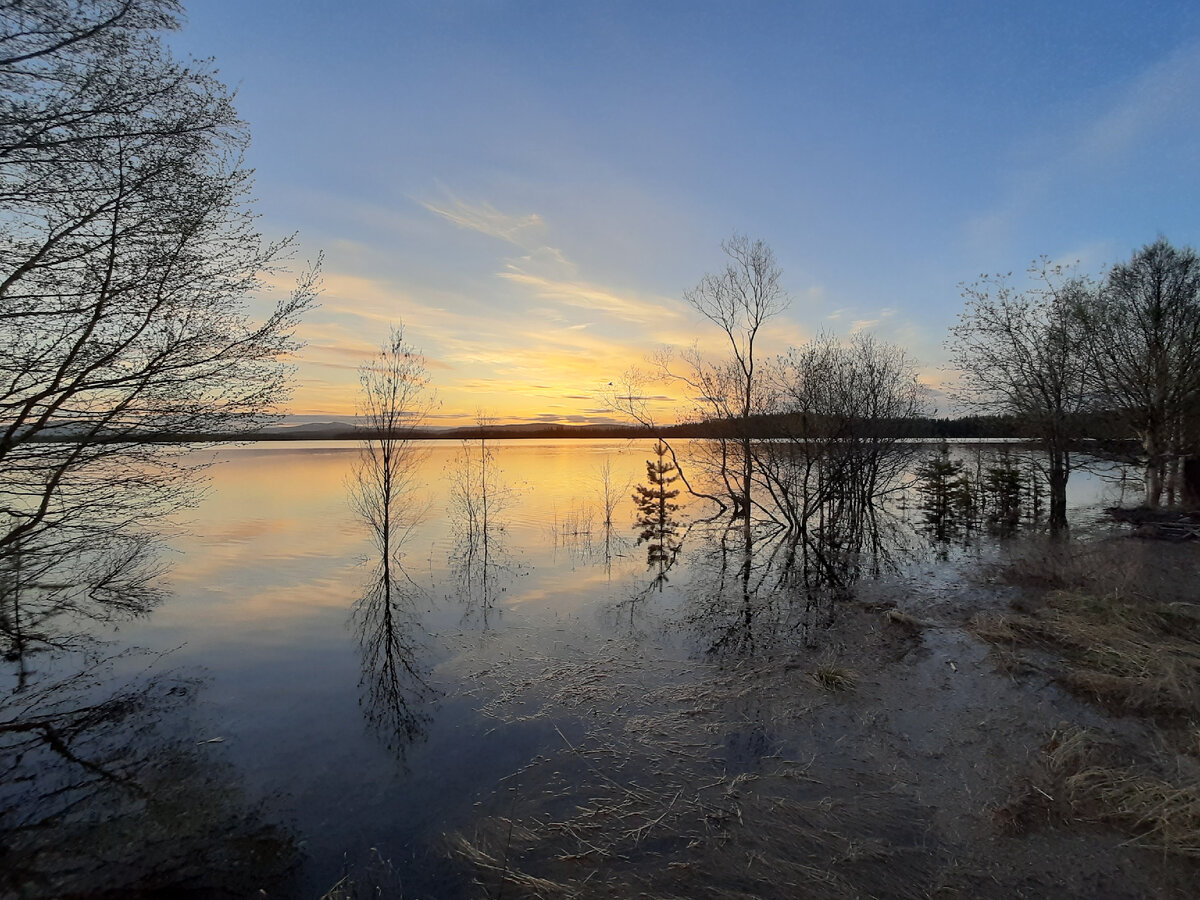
[
  {"x1": 350, "y1": 325, "x2": 435, "y2": 566},
  {"x1": 1079, "y1": 239, "x2": 1200, "y2": 507},
  {"x1": 600, "y1": 364, "x2": 725, "y2": 511},
  {"x1": 949, "y1": 261, "x2": 1092, "y2": 531},
  {"x1": 674, "y1": 234, "x2": 789, "y2": 531},
  {"x1": 0, "y1": 1, "x2": 316, "y2": 642},
  {"x1": 764, "y1": 332, "x2": 928, "y2": 533},
  {"x1": 596, "y1": 458, "x2": 627, "y2": 530},
  {"x1": 347, "y1": 325, "x2": 436, "y2": 755}
]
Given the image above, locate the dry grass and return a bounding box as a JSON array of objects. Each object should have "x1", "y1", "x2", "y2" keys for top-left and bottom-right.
[
  {"x1": 994, "y1": 537, "x2": 1199, "y2": 607},
  {"x1": 971, "y1": 539, "x2": 1200, "y2": 719},
  {"x1": 998, "y1": 726, "x2": 1200, "y2": 857},
  {"x1": 981, "y1": 539, "x2": 1200, "y2": 858},
  {"x1": 811, "y1": 663, "x2": 858, "y2": 691}
]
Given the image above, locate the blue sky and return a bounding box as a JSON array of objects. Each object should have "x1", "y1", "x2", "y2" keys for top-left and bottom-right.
[{"x1": 172, "y1": 1, "x2": 1200, "y2": 423}]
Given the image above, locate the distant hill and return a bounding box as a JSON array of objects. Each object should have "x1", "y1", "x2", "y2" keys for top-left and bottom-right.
[{"x1": 24, "y1": 412, "x2": 1138, "y2": 445}]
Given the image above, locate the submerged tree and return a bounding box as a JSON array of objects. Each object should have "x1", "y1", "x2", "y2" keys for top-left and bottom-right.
[
  {"x1": 950, "y1": 261, "x2": 1091, "y2": 531},
  {"x1": 763, "y1": 332, "x2": 928, "y2": 535},
  {"x1": 1079, "y1": 239, "x2": 1200, "y2": 507},
  {"x1": 633, "y1": 441, "x2": 681, "y2": 588},
  {"x1": 350, "y1": 325, "x2": 436, "y2": 566},
  {"x1": 914, "y1": 442, "x2": 967, "y2": 541},
  {"x1": 446, "y1": 414, "x2": 518, "y2": 624},
  {"x1": 347, "y1": 327, "x2": 436, "y2": 754},
  {"x1": 983, "y1": 450, "x2": 1024, "y2": 534},
  {"x1": 672, "y1": 235, "x2": 789, "y2": 531},
  {"x1": 347, "y1": 326, "x2": 436, "y2": 753}
]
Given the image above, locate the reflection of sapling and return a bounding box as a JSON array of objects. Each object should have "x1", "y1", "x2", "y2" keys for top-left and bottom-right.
[
  {"x1": 915, "y1": 441, "x2": 966, "y2": 539},
  {"x1": 633, "y1": 442, "x2": 682, "y2": 571},
  {"x1": 984, "y1": 451, "x2": 1023, "y2": 533}
]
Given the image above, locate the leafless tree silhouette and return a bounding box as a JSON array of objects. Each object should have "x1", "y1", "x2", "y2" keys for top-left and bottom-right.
[
  {"x1": 0, "y1": 0, "x2": 317, "y2": 636},
  {"x1": 950, "y1": 261, "x2": 1092, "y2": 530}
]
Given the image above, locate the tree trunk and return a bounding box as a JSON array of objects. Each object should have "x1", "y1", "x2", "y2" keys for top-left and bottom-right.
[
  {"x1": 1142, "y1": 430, "x2": 1166, "y2": 507},
  {"x1": 1183, "y1": 457, "x2": 1200, "y2": 510},
  {"x1": 1145, "y1": 461, "x2": 1164, "y2": 508},
  {"x1": 1048, "y1": 452, "x2": 1068, "y2": 534}
]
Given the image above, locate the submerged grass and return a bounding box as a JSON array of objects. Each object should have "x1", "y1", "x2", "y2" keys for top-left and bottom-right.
[
  {"x1": 445, "y1": 643, "x2": 938, "y2": 898},
  {"x1": 997, "y1": 726, "x2": 1200, "y2": 858},
  {"x1": 440, "y1": 535, "x2": 1200, "y2": 895},
  {"x1": 811, "y1": 662, "x2": 858, "y2": 691}
]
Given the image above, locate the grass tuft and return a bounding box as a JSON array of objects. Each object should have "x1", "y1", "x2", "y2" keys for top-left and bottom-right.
[{"x1": 812, "y1": 663, "x2": 858, "y2": 692}]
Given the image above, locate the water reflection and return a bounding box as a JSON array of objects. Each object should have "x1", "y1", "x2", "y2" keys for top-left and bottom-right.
[
  {"x1": 446, "y1": 435, "x2": 522, "y2": 626},
  {"x1": 349, "y1": 412, "x2": 436, "y2": 755},
  {"x1": 0, "y1": 655, "x2": 299, "y2": 897},
  {"x1": 448, "y1": 530, "x2": 520, "y2": 628},
  {"x1": 633, "y1": 440, "x2": 683, "y2": 591},
  {"x1": 1, "y1": 530, "x2": 164, "y2": 689},
  {"x1": 0, "y1": 439, "x2": 1129, "y2": 897},
  {"x1": 913, "y1": 443, "x2": 1051, "y2": 546},
  {"x1": 684, "y1": 509, "x2": 904, "y2": 660},
  {"x1": 353, "y1": 563, "x2": 434, "y2": 757}
]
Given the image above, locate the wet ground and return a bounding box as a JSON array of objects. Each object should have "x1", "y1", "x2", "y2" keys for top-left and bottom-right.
[{"x1": 442, "y1": 537, "x2": 1198, "y2": 898}]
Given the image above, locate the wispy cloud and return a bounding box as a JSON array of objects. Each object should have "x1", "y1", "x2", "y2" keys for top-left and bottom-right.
[
  {"x1": 499, "y1": 270, "x2": 681, "y2": 328},
  {"x1": 965, "y1": 40, "x2": 1200, "y2": 256},
  {"x1": 1076, "y1": 40, "x2": 1200, "y2": 168},
  {"x1": 421, "y1": 192, "x2": 546, "y2": 247}
]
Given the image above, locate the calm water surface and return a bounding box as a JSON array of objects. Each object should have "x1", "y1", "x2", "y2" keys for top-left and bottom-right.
[
  {"x1": 127, "y1": 439, "x2": 708, "y2": 894},
  {"x1": 6, "y1": 439, "x2": 1133, "y2": 896}
]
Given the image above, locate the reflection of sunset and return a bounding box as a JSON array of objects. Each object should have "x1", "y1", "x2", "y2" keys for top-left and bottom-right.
[{"x1": 155, "y1": 441, "x2": 671, "y2": 637}]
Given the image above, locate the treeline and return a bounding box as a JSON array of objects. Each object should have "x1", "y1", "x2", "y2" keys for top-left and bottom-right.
[
  {"x1": 952, "y1": 238, "x2": 1200, "y2": 526},
  {"x1": 18, "y1": 410, "x2": 1146, "y2": 444}
]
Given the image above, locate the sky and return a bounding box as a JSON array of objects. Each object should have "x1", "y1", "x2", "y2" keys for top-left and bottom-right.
[{"x1": 170, "y1": 1, "x2": 1200, "y2": 425}]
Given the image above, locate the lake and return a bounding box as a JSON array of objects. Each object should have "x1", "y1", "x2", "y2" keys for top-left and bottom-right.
[{"x1": 1, "y1": 438, "x2": 1138, "y2": 897}]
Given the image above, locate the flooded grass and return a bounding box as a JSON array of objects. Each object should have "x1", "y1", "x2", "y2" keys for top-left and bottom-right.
[
  {"x1": 446, "y1": 642, "x2": 942, "y2": 899},
  {"x1": 438, "y1": 529, "x2": 1200, "y2": 897},
  {"x1": 10, "y1": 443, "x2": 1200, "y2": 896},
  {"x1": 997, "y1": 725, "x2": 1200, "y2": 858},
  {"x1": 972, "y1": 540, "x2": 1200, "y2": 719},
  {"x1": 977, "y1": 537, "x2": 1200, "y2": 863},
  {"x1": 811, "y1": 661, "x2": 858, "y2": 691}
]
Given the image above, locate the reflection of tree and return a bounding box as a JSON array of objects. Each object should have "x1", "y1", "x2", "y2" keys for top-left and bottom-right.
[
  {"x1": 915, "y1": 441, "x2": 970, "y2": 542},
  {"x1": 633, "y1": 441, "x2": 682, "y2": 591},
  {"x1": 0, "y1": 2, "x2": 316, "y2": 629},
  {"x1": 0, "y1": 656, "x2": 299, "y2": 898},
  {"x1": 348, "y1": 326, "x2": 436, "y2": 755},
  {"x1": 0, "y1": 514, "x2": 165, "y2": 694},
  {"x1": 913, "y1": 444, "x2": 1049, "y2": 544},
  {"x1": 760, "y1": 333, "x2": 927, "y2": 536},
  {"x1": 685, "y1": 510, "x2": 904, "y2": 660},
  {"x1": 448, "y1": 531, "x2": 519, "y2": 628},
  {"x1": 353, "y1": 564, "x2": 434, "y2": 758},
  {"x1": 447, "y1": 420, "x2": 520, "y2": 626}
]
